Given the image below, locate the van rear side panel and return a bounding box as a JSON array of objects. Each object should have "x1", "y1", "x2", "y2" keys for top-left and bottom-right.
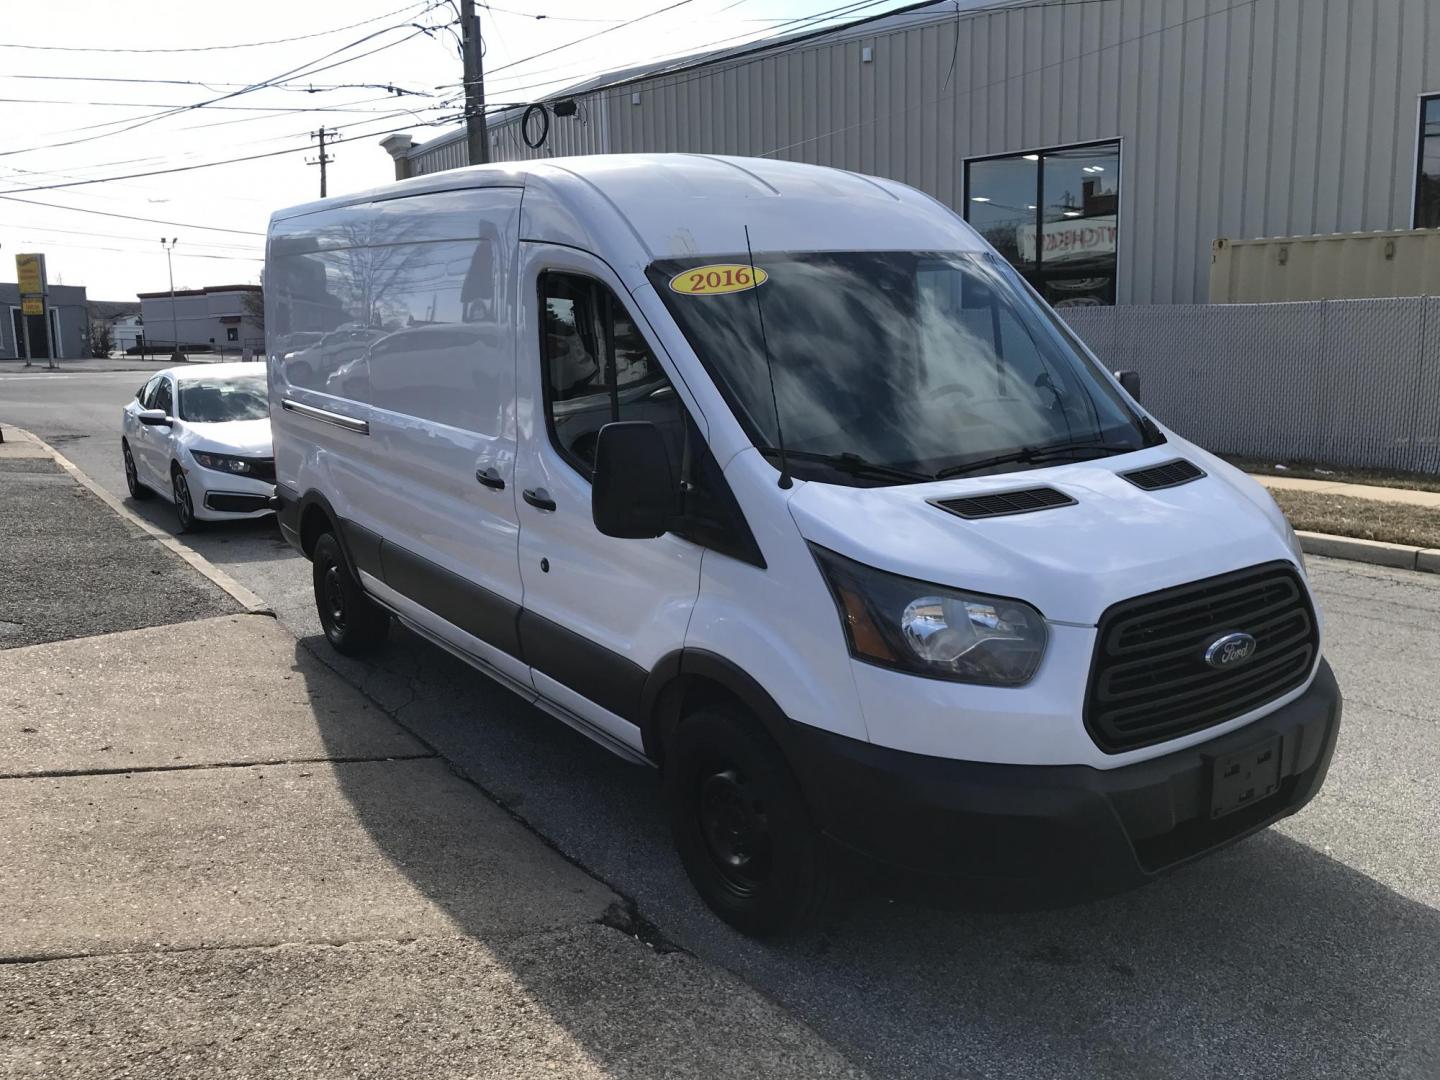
[{"x1": 266, "y1": 184, "x2": 529, "y2": 684}]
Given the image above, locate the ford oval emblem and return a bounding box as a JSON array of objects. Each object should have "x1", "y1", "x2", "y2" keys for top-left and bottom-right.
[{"x1": 1205, "y1": 631, "x2": 1257, "y2": 670}]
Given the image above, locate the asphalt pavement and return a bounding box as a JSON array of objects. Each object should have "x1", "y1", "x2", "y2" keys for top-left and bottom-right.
[{"x1": 3, "y1": 365, "x2": 1438, "y2": 1078}]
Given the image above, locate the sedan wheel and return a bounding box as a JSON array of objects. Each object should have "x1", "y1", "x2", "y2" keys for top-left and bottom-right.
[
  {"x1": 122, "y1": 441, "x2": 152, "y2": 500},
  {"x1": 171, "y1": 467, "x2": 198, "y2": 533}
]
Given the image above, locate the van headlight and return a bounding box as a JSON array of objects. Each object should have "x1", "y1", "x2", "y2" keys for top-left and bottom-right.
[
  {"x1": 1284, "y1": 520, "x2": 1308, "y2": 573},
  {"x1": 810, "y1": 545, "x2": 1047, "y2": 686}
]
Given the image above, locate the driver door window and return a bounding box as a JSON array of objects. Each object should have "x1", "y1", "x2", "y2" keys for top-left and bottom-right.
[
  {"x1": 539, "y1": 272, "x2": 681, "y2": 475},
  {"x1": 151, "y1": 377, "x2": 174, "y2": 417}
]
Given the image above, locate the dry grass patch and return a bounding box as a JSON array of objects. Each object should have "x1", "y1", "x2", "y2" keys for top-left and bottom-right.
[{"x1": 1269, "y1": 488, "x2": 1440, "y2": 549}]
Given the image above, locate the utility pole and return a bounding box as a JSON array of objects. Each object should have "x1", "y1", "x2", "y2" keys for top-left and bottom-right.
[
  {"x1": 460, "y1": 0, "x2": 489, "y2": 165},
  {"x1": 308, "y1": 127, "x2": 333, "y2": 198},
  {"x1": 161, "y1": 237, "x2": 181, "y2": 362}
]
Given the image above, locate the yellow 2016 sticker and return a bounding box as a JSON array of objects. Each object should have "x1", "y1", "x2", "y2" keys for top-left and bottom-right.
[{"x1": 669, "y1": 263, "x2": 769, "y2": 296}]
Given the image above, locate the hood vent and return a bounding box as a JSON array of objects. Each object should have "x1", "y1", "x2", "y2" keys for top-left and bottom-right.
[
  {"x1": 932, "y1": 486, "x2": 1076, "y2": 520},
  {"x1": 1121, "y1": 458, "x2": 1207, "y2": 491}
]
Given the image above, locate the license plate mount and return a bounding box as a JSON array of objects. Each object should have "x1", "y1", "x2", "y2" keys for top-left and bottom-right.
[{"x1": 1209, "y1": 734, "x2": 1282, "y2": 820}]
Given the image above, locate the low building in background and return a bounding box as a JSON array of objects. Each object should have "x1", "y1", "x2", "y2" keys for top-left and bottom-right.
[
  {"x1": 1, "y1": 282, "x2": 88, "y2": 361},
  {"x1": 137, "y1": 284, "x2": 263, "y2": 354}
]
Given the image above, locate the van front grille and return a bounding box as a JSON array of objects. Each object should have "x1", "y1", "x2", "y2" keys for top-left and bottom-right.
[{"x1": 1085, "y1": 562, "x2": 1317, "y2": 753}]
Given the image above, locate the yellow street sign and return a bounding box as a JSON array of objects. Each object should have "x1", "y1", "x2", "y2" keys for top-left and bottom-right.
[
  {"x1": 21, "y1": 298, "x2": 44, "y2": 316},
  {"x1": 16, "y1": 252, "x2": 46, "y2": 296}
]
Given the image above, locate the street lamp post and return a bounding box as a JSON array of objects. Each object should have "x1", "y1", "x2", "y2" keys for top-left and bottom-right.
[{"x1": 160, "y1": 237, "x2": 181, "y2": 361}]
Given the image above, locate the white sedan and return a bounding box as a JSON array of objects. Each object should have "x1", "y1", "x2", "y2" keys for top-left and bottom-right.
[{"x1": 121, "y1": 363, "x2": 275, "y2": 532}]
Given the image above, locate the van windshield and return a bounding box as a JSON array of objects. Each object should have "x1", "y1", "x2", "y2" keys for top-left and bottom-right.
[{"x1": 647, "y1": 251, "x2": 1158, "y2": 484}]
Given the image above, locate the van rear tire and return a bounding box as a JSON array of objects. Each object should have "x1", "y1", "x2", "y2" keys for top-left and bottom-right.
[
  {"x1": 312, "y1": 532, "x2": 389, "y2": 656},
  {"x1": 663, "y1": 706, "x2": 832, "y2": 937}
]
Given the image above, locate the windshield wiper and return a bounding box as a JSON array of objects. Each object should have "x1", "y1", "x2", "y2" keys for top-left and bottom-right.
[
  {"x1": 934, "y1": 441, "x2": 1138, "y2": 480},
  {"x1": 757, "y1": 448, "x2": 933, "y2": 484}
]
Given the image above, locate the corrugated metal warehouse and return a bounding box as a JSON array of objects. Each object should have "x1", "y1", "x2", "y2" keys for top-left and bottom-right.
[{"x1": 382, "y1": 0, "x2": 1440, "y2": 307}]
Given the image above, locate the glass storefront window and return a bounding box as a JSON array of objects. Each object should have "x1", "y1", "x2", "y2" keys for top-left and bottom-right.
[
  {"x1": 964, "y1": 141, "x2": 1120, "y2": 308},
  {"x1": 1416, "y1": 96, "x2": 1440, "y2": 228}
]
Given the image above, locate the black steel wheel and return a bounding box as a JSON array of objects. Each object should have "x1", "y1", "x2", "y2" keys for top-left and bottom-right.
[
  {"x1": 664, "y1": 706, "x2": 832, "y2": 937},
  {"x1": 311, "y1": 532, "x2": 389, "y2": 656},
  {"x1": 122, "y1": 440, "x2": 152, "y2": 500}
]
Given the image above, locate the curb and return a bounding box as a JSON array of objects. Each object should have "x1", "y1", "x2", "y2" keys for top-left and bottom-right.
[
  {"x1": 7, "y1": 426, "x2": 275, "y2": 617},
  {"x1": 1298, "y1": 530, "x2": 1440, "y2": 575}
]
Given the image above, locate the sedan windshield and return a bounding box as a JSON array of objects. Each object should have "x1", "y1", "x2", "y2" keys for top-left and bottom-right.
[
  {"x1": 177, "y1": 375, "x2": 268, "y2": 423},
  {"x1": 647, "y1": 251, "x2": 1157, "y2": 484}
]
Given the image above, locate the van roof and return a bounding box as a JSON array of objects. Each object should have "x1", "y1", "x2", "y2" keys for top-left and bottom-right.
[{"x1": 269, "y1": 154, "x2": 984, "y2": 263}]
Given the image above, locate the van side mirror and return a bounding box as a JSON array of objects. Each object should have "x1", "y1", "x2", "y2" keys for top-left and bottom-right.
[
  {"x1": 1114, "y1": 370, "x2": 1141, "y2": 401},
  {"x1": 591, "y1": 421, "x2": 681, "y2": 539},
  {"x1": 137, "y1": 408, "x2": 171, "y2": 427}
]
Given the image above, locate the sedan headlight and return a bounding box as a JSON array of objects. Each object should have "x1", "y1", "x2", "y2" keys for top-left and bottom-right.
[
  {"x1": 191, "y1": 450, "x2": 254, "y2": 474},
  {"x1": 811, "y1": 545, "x2": 1047, "y2": 686}
]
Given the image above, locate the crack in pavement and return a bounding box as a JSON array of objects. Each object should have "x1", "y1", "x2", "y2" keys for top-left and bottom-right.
[{"x1": 0, "y1": 751, "x2": 438, "y2": 781}]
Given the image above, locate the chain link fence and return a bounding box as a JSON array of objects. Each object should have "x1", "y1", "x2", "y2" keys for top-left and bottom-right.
[{"x1": 1063, "y1": 298, "x2": 1440, "y2": 475}]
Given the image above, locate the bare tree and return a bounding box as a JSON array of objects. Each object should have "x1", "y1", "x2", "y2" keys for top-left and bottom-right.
[
  {"x1": 87, "y1": 319, "x2": 114, "y2": 358},
  {"x1": 240, "y1": 288, "x2": 265, "y2": 336}
]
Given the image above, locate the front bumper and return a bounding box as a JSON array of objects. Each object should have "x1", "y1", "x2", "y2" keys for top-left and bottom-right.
[
  {"x1": 188, "y1": 468, "x2": 275, "y2": 520},
  {"x1": 786, "y1": 660, "x2": 1341, "y2": 905}
]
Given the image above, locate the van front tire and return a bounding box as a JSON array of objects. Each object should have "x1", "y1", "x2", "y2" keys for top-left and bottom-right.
[
  {"x1": 663, "y1": 706, "x2": 832, "y2": 937},
  {"x1": 312, "y1": 532, "x2": 389, "y2": 656}
]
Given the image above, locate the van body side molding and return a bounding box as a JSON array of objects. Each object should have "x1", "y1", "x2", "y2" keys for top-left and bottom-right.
[
  {"x1": 376, "y1": 538, "x2": 523, "y2": 660},
  {"x1": 518, "y1": 609, "x2": 648, "y2": 726},
  {"x1": 281, "y1": 398, "x2": 370, "y2": 436}
]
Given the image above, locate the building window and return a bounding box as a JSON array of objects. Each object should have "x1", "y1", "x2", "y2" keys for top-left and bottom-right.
[
  {"x1": 1416, "y1": 95, "x2": 1440, "y2": 228},
  {"x1": 964, "y1": 140, "x2": 1120, "y2": 307},
  {"x1": 226, "y1": 326, "x2": 239, "y2": 342}
]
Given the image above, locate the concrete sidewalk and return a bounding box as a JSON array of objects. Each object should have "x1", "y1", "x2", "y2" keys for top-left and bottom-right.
[
  {"x1": 0, "y1": 439, "x2": 863, "y2": 1078},
  {"x1": 1253, "y1": 472, "x2": 1440, "y2": 509}
]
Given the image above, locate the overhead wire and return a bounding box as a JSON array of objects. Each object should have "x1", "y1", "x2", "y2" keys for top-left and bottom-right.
[
  {"x1": 0, "y1": 221, "x2": 263, "y2": 253},
  {"x1": 0, "y1": 9, "x2": 448, "y2": 159},
  {"x1": 450, "y1": 0, "x2": 902, "y2": 98},
  {"x1": 0, "y1": 117, "x2": 460, "y2": 195},
  {"x1": 0, "y1": 2, "x2": 432, "y2": 53},
  {"x1": 0, "y1": 194, "x2": 267, "y2": 236}
]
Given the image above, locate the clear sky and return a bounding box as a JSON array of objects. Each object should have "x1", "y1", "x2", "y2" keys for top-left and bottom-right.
[{"x1": 0, "y1": 0, "x2": 910, "y2": 300}]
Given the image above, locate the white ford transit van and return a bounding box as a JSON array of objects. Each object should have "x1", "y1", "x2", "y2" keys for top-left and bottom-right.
[{"x1": 266, "y1": 155, "x2": 1340, "y2": 936}]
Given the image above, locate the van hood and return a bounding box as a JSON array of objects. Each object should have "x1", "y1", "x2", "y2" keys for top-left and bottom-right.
[
  {"x1": 184, "y1": 419, "x2": 272, "y2": 457},
  {"x1": 785, "y1": 442, "x2": 1299, "y2": 626}
]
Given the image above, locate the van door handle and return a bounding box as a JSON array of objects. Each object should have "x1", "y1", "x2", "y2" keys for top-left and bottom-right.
[
  {"x1": 475, "y1": 467, "x2": 505, "y2": 490},
  {"x1": 522, "y1": 487, "x2": 556, "y2": 511}
]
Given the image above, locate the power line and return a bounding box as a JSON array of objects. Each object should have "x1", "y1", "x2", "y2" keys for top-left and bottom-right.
[
  {"x1": 0, "y1": 220, "x2": 263, "y2": 253},
  {"x1": 449, "y1": 0, "x2": 900, "y2": 96},
  {"x1": 0, "y1": 118, "x2": 457, "y2": 195},
  {"x1": 0, "y1": 74, "x2": 431, "y2": 94},
  {"x1": 483, "y1": 0, "x2": 702, "y2": 78},
  {"x1": 0, "y1": 94, "x2": 421, "y2": 114},
  {"x1": 0, "y1": 12, "x2": 446, "y2": 160},
  {"x1": 0, "y1": 1, "x2": 432, "y2": 53},
  {"x1": 9, "y1": 237, "x2": 261, "y2": 262},
  {"x1": 0, "y1": 194, "x2": 266, "y2": 235}
]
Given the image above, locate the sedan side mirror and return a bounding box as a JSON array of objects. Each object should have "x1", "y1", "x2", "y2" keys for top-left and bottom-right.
[
  {"x1": 591, "y1": 421, "x2": 681, "y2": 539},
  {"x1": 1114, "y1": 370, "x2": 1141, "y2": 401},
  {"x1": 137, "y1": 408, "x2": 172, "y2": 427}
]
